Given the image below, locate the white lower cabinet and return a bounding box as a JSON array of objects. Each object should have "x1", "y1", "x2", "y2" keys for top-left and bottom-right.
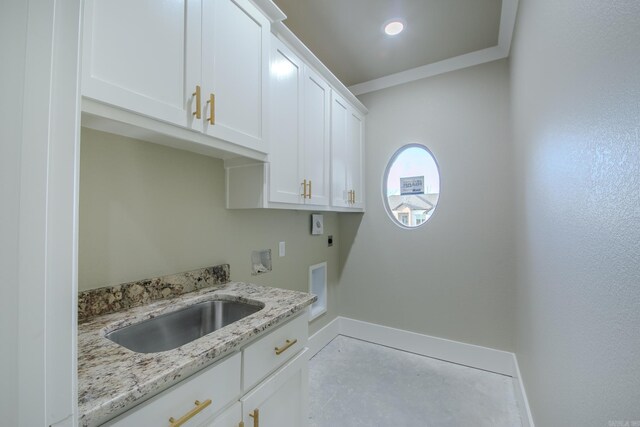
[
  {"x1": 243, "y1": 312, "x2": 308, "y2": 390},
  {"x1": 241, "y1": 349, "x2": 309, "y2": 427},
  {"x1": 202, "y1": 402, "x2": 242, "y2": 427},
  {"x1": 103, "y1": 352, "x2": 242, "y2": 427},
  {"x1": 102, "y1": 313, "x2": 308, "y2": 427}
]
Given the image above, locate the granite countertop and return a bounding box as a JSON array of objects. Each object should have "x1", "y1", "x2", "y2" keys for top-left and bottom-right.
[{"x1": 78, "y1": 281, "x2": 316, "y2": 427}]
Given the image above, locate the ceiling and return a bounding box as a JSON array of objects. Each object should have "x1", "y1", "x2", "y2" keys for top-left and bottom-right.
[{"x1": 272, "y1": 0, "x2": 504, "y2": 89}]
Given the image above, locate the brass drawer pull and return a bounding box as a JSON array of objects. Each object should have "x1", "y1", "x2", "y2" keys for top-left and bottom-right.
[
  {"x1": 301, "y1": 179, "x2": 308, "y2": 199},
  {"x1": 274, "y1": 338, "x2": 297, "y2": 355},
  {"x1": 308, "y1": 180, "x2": 312, "y2": 199},
  {"x1": 249, "y1": 408, "x2": 259, "y2": 427},
  {"x1": 192, "y1": 85, "x2": 202, "y2": 119},
  {"x1": 206, "y1": 93, "x2": 215, "y2": 125},
  {"x1": 169, "y1": 399, "x2": 211, "y2": 427}
]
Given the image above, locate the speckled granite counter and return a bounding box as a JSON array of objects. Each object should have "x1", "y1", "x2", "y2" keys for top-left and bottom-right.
[{"x1": 78, "y1": 281, "x2": 316, "y2": 427}]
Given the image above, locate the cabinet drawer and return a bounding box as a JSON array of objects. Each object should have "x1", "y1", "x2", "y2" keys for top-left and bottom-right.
[
  {"x1": 242, "y1": 313, "x2": 308, "y2": 391},
  {"x1": 104, "y1": 352, "x2": 241, "y2": 427},
  {"x1": 201, "y1": 401, "x2": 242, "y2": 427}
]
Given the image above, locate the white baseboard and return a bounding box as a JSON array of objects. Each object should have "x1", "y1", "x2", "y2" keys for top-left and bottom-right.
[
  {"x1": 512, "y1": 354, "x2": 535, "y2": 427},
  {"x1": 308, "y1": 316, "x2": 534, "y2": 426},
  {"x1": 307, "y1": 317, "x2": 341, "y2": 359},
  {"x1": 340, "y1": 317, "x2": 515, "y2": 376}
]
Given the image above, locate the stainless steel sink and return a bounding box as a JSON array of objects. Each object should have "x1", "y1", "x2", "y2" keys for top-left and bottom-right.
[{"x1": 106, "y1": 300, "x2": 263, "y2": 353}]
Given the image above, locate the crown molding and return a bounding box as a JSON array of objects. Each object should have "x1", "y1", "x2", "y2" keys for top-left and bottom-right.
[{"x1": 349, "y1": 0, "x2": 519, "y2": 96}]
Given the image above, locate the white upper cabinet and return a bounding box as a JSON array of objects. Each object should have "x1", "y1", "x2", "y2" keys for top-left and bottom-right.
[
  {"x1": 201, "y1": 0, "x2": 270, "y2": 152},
  {"x1": 331, "y1": 92, "x2": 364, "y2": 209},
  {"x1": 266, "y1": 36, "x2": 331, "y2": 208},
  {"x1": 347, "y1": 109, "x2": 365, "y2": 209},
  {"x1": 82, "y1": 0, "x2": 270, "y2": 153},
  {"x1": 83, "y1": 0, "x2": 366, "y2": 209},
  {"x1": 331, "y1": 93, "x2": 349, "y2": 208},
  {"x1": 82, "y1": 0, "x2": 201, "y2": 129},
  {"x1": 302, "y1": 67, "x2": 331, "y2": 207},
  {"x1": 268, "y1": 38, "x2": 304, "y2": 204}
]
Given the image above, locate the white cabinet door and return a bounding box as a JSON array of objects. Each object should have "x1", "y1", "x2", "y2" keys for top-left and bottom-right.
[
  {"x1": 268, "y1": 37, "x2": 304, "y2": 204},
  {"x1": 347, "y1": 109, "x2": 365, "y2": 209},
  {"x1": 202, "y1": 402, "x2": 242, "y2": 427},
  {"x1": 202, "y1": 0, "x2": 270, "y2": 153},
  {"x1": 331, "y1": 92, "x2": 365, "y2": 210},
  {"x1": 330, "y1": 93, "x2": 349, "y2": 208},
  {"x1": 302, "y1": 68, "x2": 331, "y2": 207},
  {"x1": 241, "y1": 349, "x2": 309, "y2": 427},
  {"x1": 82, "y1": 0, "x2": 201, "y2": 129},
  {"x1": 268, "y1": 37, "x2": 330, "y2": 207}
]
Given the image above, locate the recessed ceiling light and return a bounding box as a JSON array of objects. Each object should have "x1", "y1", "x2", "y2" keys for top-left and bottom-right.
[{"x1": 384, "y1": 21, "x2": 404, "y2": 36}]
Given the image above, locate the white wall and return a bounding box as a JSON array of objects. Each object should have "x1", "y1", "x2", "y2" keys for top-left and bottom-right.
[
  {"x1": 511, "y1": 0, "x2": 640, "y2": 425},
  {"x1": 79, "y1": 128, "x2": 339, "y2": 334},
  {"x1": 339, "y1": 59, "x2": 515, "y2": 351},
  {"x1": 0, "y1": 1, "x2": 27, "y2": 425}
]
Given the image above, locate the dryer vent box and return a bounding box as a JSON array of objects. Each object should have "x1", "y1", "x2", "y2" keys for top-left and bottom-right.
[{"x1": 309, "y1": 262, "x2": 327, "y2": 321}]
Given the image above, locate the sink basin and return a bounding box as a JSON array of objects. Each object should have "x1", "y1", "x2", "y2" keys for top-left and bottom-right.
[{"x1": 106, "y1": 299, "x2": 263, "y2": 353}]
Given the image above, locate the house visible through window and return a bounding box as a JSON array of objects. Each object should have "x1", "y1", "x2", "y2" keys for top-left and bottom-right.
[{"x1": 383, "y1": 144, "x2": 440, "y2": 229}]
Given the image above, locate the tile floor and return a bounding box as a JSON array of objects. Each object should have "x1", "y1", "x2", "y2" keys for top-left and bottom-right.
[{"x1": 309, "y1": 335, "x2": 521, "y2": 427}]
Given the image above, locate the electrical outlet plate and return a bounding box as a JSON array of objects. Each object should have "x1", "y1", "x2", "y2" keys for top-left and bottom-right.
[{"x1": 311, "y1": 214, "x2": 324, "y2": 235}]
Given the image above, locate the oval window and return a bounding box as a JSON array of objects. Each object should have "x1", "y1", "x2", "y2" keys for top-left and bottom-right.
[{"x1": 383, "y1": 144, "x2": 440, "y2": 228}]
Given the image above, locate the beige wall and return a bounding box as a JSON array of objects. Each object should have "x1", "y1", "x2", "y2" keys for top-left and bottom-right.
[
  {"x1": 339, "y1": 59, "x2": 516, "y2": 351},
  {"x1": 510, "y1": 0, "x2": 640, "y2": 425},
  {"x1": 79, "y1": 128, "x2": 339, "y2": 334}
]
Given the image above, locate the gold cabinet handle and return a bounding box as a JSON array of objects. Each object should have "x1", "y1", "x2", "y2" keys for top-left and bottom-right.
[
  {"x1": 206, "y1": 93, "x2": 215, "y2": 125},
  {"x1": 352, "y1": 190, "x2": 356, "y2": 204},
  {"x1": 169, "y1": 399, "x2": 211, "y2": 427},
  {"x1": 308, "y1": 180, "x2": 312, "y2": 199},
  {"x1": 301, "y1": 179, "x2": 308, "y2": 199},
  {"x1": 347, "y1": 190, "x2": 353, "y2": 204},
  {"x1": 274, "y1": 338, "x2": 297, "y2": 355},
  {"x1": 249, "y1": 408, "x2": 259, "y2": 427},
  {"x1": 192, "y1": 85, "x2": 202, "y2": 119}
]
